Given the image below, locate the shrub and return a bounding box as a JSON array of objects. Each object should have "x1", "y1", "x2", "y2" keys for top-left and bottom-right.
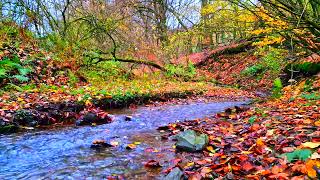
[
  {"x1": 241, "y1": 64, "x2": 264, "y2": 76},
  {"x1": 272, "y1": 78, "x2": 283, "y2": 98},
  {"x1": 242, "y1": 47, "x2": 286, "y2": 79},
  {"x1": 165, "y1": 62, "x2": 196, "y2": 79}
]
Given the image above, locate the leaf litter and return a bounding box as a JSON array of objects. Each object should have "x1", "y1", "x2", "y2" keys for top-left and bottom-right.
[{"x1": 155, "y1": 83, "x2": 320, "y2": 179}]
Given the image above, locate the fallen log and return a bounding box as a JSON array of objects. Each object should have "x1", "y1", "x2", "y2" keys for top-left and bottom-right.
[
  {"x1": 93, "y1": 57, "x2": 166, "y2": 71},
  {"x1": 195, "y1": 41, "x2": 254, "y2": 67}
]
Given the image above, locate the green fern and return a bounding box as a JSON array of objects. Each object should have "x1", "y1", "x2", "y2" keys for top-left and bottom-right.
[
  {"x1": 12, "y1": 75, "x2": 29, "y2": 82},
  {"x1": 0, "y1": 68, "x2": 7, "y2": 77}
]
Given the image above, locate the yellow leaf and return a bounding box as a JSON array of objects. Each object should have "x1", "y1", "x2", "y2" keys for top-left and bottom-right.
[
  {"x1": 241, "y1": 151, "x2": 253, "y2": 155},
  {"x1": 85, "y1": 100, "x2": 92, "y2": 106},
  {"x1": 206, "y1": 146, "x2": 215, "y2": 153},
  {"x1": 17, "y1": 97, "x2": 24, "y2": 102},
  {"x1": 127, "y1": 144, "x2": 137, "y2": 149},
  {"x1": 184, "y1": 162, "x2": 194, "y2": 168},
  {"x1": 302, "y1": 142, "x2": 320, "y2": 149},
  {"x1": 152, "y1": 148, "x2": 159, "y2": 153}
]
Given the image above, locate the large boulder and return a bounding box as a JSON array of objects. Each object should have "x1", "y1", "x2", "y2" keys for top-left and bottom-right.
[{"x1": 175, "y1": 130, "x2": 208, "y2": 152}]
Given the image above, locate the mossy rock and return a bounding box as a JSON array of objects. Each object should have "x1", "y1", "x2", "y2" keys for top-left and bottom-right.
[
  {"x1": 0, "y1": 125, "x2": 18, "y2": 134},
  {"x1": 0, "y1": 119, "x2": 19, "y2": 134},
  {"x1": 13, "y1": 110, "x2": 38, "y2": 127},
  {"x1": 175, "y1": 130, "x2": 208, "y2": 152},
  {"x1": 285, "y1": 62, "x2": 320, "y2": 77}
]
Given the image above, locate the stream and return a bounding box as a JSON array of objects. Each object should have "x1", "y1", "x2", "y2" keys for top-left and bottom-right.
[{"x1": 0, "y1": 100, "x2": 248, "y2": 179}]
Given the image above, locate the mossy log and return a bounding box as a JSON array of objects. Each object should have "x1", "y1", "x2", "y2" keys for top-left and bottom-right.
[{"x1": 196, "y1": 41, "x2": 254, "y2": 67}]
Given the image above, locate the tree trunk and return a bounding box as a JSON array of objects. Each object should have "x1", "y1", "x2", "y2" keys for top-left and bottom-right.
[{"x1": 153, "y1": 0, "x2": 168, "y2": 46}]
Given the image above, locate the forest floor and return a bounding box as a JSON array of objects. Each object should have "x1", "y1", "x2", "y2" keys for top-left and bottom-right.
[{"x1": 154, "y1": 78, "x2": 320, "y2": 179}]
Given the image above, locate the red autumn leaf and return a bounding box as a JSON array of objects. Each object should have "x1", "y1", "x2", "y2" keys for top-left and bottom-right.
[
  {"x1": 196, "y1": 158, "x2": 212, "y2": 165},
  {"x1": 268, "y1": 172, "x2": 289, "y2": 180},
  {"x1": 241, "y1": 161, "x2": 254, "y2": 171},
  {"x1": 171, "y1": 158, "x2": 182, "y2": 165}
]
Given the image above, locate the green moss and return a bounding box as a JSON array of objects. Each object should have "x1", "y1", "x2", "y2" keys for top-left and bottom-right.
[{"x1": 0, "y1": 125, "x2": 18, "y2": 134}]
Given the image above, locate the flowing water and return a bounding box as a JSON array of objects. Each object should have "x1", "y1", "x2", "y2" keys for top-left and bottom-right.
[{"x1": 0, "y1": 100, "x2": 248, "y2": 179}]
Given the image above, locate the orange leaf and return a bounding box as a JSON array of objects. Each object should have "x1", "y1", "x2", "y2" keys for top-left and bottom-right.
[
  {"x1": 268, "y1": 173, "x2": 289, "y2": 180},
  {"x1": 305, "y1": 159, "x2": 320, "y2": 178},
  {"x1": 256, "y1": 138, "x2": 265, "y2": 147},
  {"x1": 271, "y1": 165, "x2": 283, "y2": 174},
  {"x1": 291, "y1": 176, "x2": 305, "y2": 180}
]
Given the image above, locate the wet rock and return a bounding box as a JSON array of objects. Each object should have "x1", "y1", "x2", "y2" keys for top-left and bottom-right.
[
  {"x1": 175, "y1": 130, "x2": 208, "y2": 152},
  {"x1": 13, "y1": 110, "x2": 39, "y2": 127},
  {"x1": 90, "y1": 140, "x2": 113, "y2": 149},
  {"x1": 164, "y1": 167, "x2": 184, "y2": 180},
  {"x1": 35, "y1": 102, "x2": 84, "y2": 113},
  {"x1": 76, "y1": 113, "x2": 98, "y2": 126},
  {"x1": 76, "y1": 113, "x2": 112, "y2": 126},
  {"x1": 125, "y1": 115, "x2": 132, "y2": 121},
  {"x1": 37, "y1": 112, "x2": 51, "y2": 126}
]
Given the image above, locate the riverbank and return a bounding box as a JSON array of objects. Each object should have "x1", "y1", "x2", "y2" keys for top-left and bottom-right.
[
  {"x1": 157, "y1": 78, "x2": 320, "y2": 179},
  {"x1": 0, "y1": 79, "x2": 255, "y2": 134}
]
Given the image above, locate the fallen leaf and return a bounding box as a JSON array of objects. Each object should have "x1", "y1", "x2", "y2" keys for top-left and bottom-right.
[
  {"x1": 311, "y1": 152, "x2": 320, "y2": 159},
  {"x1": 256, "y1": 138, "x2": 265, "y2": 147},
  {"x1": 306, "y1": 159, "x2": 320, "y2": 178},
  {"x1": 126, "y1": 144, "x2": 137, "y2": 149},
  {"x1": 269, "y1": 173, "x2": 289, "y2": 180},
  {"x1": 271, "y1": 165, "x2": 283, "y2": 174},
  {"x1": 282, "y1": 147, "x2": 295, "y2": 153},
  {"x1": 200, "y1": 167, "x2": 212, "y2": 177},
  {"x1": 284, "y1": 149, "x2": 312, "y2": 162},
  {"x1": 172, "y1": 158, "x2": 182, "y2": 165},
  {"x1": 184, "y1": 162, "x2": 194, "y2": 168},
  {"x1": 291, "y1": 164, "x2": 306, "y2": 174},
  {"x1": 144, "y1": 160, "x2": 161, "y2": 168},
  {"x1": 206, "y1": 146, "x2": 215, "y2": 153},
  {"x1": 302, "y1": 142, "x2": 320, "y2": 149},
  {"x1": 242, "y1": 161, "x2": 254, "y2": 171}
]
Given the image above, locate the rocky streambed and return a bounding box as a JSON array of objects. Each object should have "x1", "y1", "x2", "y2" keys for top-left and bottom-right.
[{"x1": 0, "y1": 100, "x2": 248, "y2": 179}]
